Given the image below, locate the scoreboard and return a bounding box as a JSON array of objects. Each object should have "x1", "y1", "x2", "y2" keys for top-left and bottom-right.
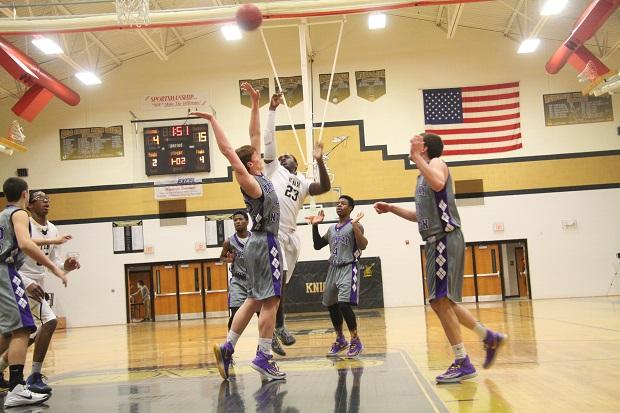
[{"x1": 144, "y1": 124, "x2": 210, "y2": 176}]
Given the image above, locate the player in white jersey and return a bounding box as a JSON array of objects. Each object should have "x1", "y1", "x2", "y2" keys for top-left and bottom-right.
[
  {"x1": 258, "y1": 95, "x2": 332, "y2": 354},
  {"x1": 0, "y1": 191, "x2": 80, "y2": 394}
]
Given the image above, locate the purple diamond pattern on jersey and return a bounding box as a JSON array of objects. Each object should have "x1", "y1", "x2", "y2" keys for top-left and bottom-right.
[
  {"x1": 267, "y1": 234, "x2": 281, "y2": 296},
  {"x1": 434, "y1": 188, "x2": 457, "y2": 233},
  {"x1": 435, "y1": 240, "x2": 448, "y2": 298},
  {"x1": 350, "y1": 264, "x2": 359, "y2": 303},
  {"x1": 8, "y1": 267, "x2": 35, "y2": 328}
]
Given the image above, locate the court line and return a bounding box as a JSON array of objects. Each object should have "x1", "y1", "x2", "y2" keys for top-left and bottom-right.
[{"x1": 398, "y1": 349, "x2": 449, "y2": 413}]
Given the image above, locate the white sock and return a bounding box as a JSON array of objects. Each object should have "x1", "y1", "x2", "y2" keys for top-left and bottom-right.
[
  {"x1": 31, "y1": 362, "x2": 42, "y2": 375},
  {"x1": 258, "y1": 337, "x2": 272, "y2": 354},
  {"x1": 452, "y1": 343, "x2": 467, "y2": 360},
  {"x1": 473, "y1": 322, "x2": 489, "y2": 340},
  {"x1": 227, "y1": 330, "x2": 240, "y2": 347},
  {"x1": 0, "y1": 357, "x2": 8, "y2": 374}
]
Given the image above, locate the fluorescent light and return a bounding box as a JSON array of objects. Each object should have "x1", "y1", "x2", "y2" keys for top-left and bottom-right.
[
  {"x1": 541, "y1": 0, "x2": 568, "y2": 15},
  {"x1": 31, "y1": 37, "x2": 63, "y2": 55},
  {"x1": 368, "y1": 13, "x2": 386, "y2": 30},
  {"x1": 221, "y1": 24, "x2": 242, "y2": 41},
  {"x1": 75, "y1": 71, "x2": 102, "y2": 85},
  {"x1": 518, "y1": 38, "x2": 540, "y2": 54}
]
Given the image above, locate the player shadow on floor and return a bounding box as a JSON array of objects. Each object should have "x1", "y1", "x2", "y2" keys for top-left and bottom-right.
[{"x1": 333, "y1": 359, "x2": 365, "y2": 413}]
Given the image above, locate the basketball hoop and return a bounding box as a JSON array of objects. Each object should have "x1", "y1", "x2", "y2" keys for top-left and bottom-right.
[
  {"x1": 577, "y1": 60, "x2": 599, "y2": 83},
  {"x1": 115, "y1": 0, "x2": 150, "y2": 27},
  {"x1": 0, "y1": 120, "x2": 27, "y2": 155}
]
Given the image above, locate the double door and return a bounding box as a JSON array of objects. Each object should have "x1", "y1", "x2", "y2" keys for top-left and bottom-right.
[
  {"x1": 151, "y1": 261, "x2": 229, "y2": 321},
  {"x1": 422, "y1": 242, "x2": 504, "y2": 303}
]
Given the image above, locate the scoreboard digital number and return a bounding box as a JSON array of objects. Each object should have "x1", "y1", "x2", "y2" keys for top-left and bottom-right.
[{"x1": 144, "y1": 124, "x2": 210, "y2": 176}]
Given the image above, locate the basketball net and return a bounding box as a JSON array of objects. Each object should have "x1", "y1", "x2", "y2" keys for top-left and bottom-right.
[
  {"x1": 577, "y1": 60, "x2": 599, "y2": 83},
  {"x1": 0, "y1": 120, "x2": 27, "y2": 156},
  {"x1": 115, "y1": 0, "x2": 150, "y2": 27}
]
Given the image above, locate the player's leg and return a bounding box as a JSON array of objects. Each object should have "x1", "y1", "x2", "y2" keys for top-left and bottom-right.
[
  {"x1": 337, "y1": 263, "x2": 362, "y2": 358},
  {"x1": 427, "y1": 233, "x2": 476, "y2": 383},
  {"x1": 274, "y1": 232, "x2": 300, "y2": 347},
  {"x1": 324, "y1": 267, "x2": 348, "y2": 357},
  {"x1": 26, "y1": 296, "x2": 55, "y2": 394},
  {"x1": 251, "y1": 296, "x2": 286, "y2": 380}
]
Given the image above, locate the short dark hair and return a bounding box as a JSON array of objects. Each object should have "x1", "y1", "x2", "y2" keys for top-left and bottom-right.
[
  {"x1": 421, "y1": 133, "x2": 444, "y2": 159},
  {"x1": 235, "y1": 145, "x2": 256, "y2": 171},
  {"x1": 339, "y1": 195, "x2": 355, "y2": 210},
  {"x1": 3, "y1": 177, "x2": 28, "y2": 202},
  {"x1": 232, "y1": 210, "x2": 248, "y2": 220},
  {"x1": 138, "y1": 280, "x2": 144, "y2": 285}
]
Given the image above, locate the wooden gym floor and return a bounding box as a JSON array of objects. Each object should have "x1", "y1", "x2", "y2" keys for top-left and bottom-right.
[{"x1": 3, "y1": 297, "x2": 619, "y2": 412}]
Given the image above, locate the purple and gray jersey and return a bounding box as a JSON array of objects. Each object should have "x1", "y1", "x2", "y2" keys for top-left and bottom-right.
[
  {"x1": 415, "y1": 172, "x2": 461, "y2": 241},
  {"x1": 242, "y1": 174, "x2": 280, "y2": 235}
]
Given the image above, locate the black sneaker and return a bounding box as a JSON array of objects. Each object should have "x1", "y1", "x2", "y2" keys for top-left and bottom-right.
[
  {"x1": 275, "y1": 326, "x2": 296, "y2": 346},
  {"x1": 26, "y1": 372, "x2": 52, "y2": 394},
  {"x1": 271, "y1": 334, "x2": 286, "y2": 356}
]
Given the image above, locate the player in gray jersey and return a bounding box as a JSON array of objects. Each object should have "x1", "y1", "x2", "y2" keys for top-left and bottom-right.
[
  {"x1": 310, "y1": 195, "x2": 368, "y2": 359},
  {"x1": 0, "y1": 177, "x2": 65, "y2": 408},
  {"x1": 374, "y1": 133, "x2": 506, "y2": 384},
  {"x1": 192, "y1": 83, "x2": 285, "y2": 381},
  {"x1": 220, "y1": 210, "x2": 257, "y2": 330}
]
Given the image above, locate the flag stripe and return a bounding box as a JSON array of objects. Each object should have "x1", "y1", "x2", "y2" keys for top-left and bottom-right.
[
  {"x1": 461, "y1": 87, "x2": 519, "y2": 98},
  {"x1": 461, "y1": 82, "x2": 519, "y2": 92},
  {"x1": 462, "y1": 98, "x2": 519, "y2": 108},
  {"x1": 462, "y1": 102, "x2": 520, "y2": 113},
  {"x1": 443, "y1": 143, "x2": 523, "y2": 156},
  {"x1": 443, "y1": 133, "x2": 521, "y2": 145},
  {"x1": 463, "y1": 113, "x2": 520, "y2": 123},
  {"x1": 426, "y1": 123, "x2": 520, "y2": 135},
  {"x1": 461, "y1": 92, "x2": 520, "y2": 102}
]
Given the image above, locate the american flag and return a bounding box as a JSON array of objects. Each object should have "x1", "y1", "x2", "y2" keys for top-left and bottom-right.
[{"x1": 423, "y1": 82, "x2": 522, "y2": 156}]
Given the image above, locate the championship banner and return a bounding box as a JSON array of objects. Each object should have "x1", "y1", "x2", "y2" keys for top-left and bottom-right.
[
  {"x1": 284, "y1": 257, "x2": 384, "y2": 313},
  {"x1": 275, "y1": 76, "x2": 303, "y2": 107},
  {"x1": 239, "y1": 78, "x2": 269, "y2": 108},
  {"x1": 355, "y1": 69, "x2": 386, "y2": 102},
  {"x1": 59, "y1": 126, "x2": 124, "y2": 160},
  {"x1": 319, "y1": 72, "x2": 350, "y2": 104},
  {"x1": 543, "y1": 92, "x2": 613, "y2": 126},
  {"x1": 141, "y1": 93, "x2": 208, "y2": 110}
]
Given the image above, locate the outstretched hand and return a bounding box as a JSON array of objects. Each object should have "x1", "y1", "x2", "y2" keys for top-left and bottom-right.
[
  {"x1": 222, "y1": 251, "x2": 235, "y2": 263},
  {"x1": 241, "y1": 82, "x2": 260, "y2": 103},
  {"x1": 352, "y1": 212, "x2": 364, "y2": 224},
  {"x1": 64, "y1": 257, "x2": 81, "y2": 271},
  {"x1": 410, "y1": 135, "x2": 424, "y2": 158},
  {"x1": 190, "y1": 112, "x2": 214, "y2": 121},
  {"x1": 373, "y1": 201, "x2": 391, "y2": 214},
  {"x1": 305, "y1": 209, "x2": 325, "y2": 225},
  {"x1": 53, "y1": 235, "x2": 72, "y2": 245},
  {"x1": 269, "y1": 93, "x2": 282, "y2": 110},
  {"x1": 313, "y1": 141, "x2": 324, "y2": 161}
]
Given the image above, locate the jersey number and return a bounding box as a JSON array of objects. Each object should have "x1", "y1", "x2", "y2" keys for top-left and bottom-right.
[{"x1": 284, "y1": 185, "x2": 299, "y2": 201}]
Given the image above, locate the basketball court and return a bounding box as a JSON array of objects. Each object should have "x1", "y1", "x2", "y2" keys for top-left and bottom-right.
[{"x1": 0, "y1": 0, "x2": 619, "y2": 412}]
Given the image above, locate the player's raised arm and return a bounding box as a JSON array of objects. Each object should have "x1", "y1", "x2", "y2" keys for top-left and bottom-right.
[
  {"x1": 309, "y1": 210, "x2": 329, "y2": 250},
  {"x1": 410, "y1": 135, "x2": 448, "y2": 192},
  {"x1": 351, "y1": 212, "x2": 368, "y2": 250},
  {"x1": 309, "y1": 142, "x2": 331, "y2": 196},
  {"x1": 191, "y1": 112, "x2": 262, "y2": 199},
  {"x1": 242, "y1": 82, "x2": 261, "y2": 153},
  {"x1": 263, "y1": 93, "x2": 282, "y2": 176}
]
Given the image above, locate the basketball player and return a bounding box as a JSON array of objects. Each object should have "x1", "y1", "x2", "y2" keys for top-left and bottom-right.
[
  {"x1": 220, "y1": 210, "x2": 254, "y2": 330},
  {"x1": 258, "y1": 92, "x2": 331, "y2": 354},
  {"x1": 130, "y1": 280, "x2": 151, "y2": 322},
  {"x1": 0, "y1": 178, "x2": 66, "y2": 407},
  {"x1": 309, "y1": 196, "x2": 367, "y2": 359},
  {"x1": 0, "y1": 190, "x2": 80, "y2": 395},
  {"x1": 192, "y1": 82, "x2": 285, "y2": 381},
  {"x1": 373, "y1": 134, "x2": 506, "y2": 383}
]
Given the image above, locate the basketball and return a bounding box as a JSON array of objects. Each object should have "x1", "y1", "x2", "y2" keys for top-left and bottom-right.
[{"x1": 236, "y1": 4, "x2": 263, "y2": 31}]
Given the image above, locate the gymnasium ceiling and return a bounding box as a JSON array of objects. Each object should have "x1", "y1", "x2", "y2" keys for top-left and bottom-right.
[{"x1": 0, "y1": 0, "x2": 618, "y2": 100}]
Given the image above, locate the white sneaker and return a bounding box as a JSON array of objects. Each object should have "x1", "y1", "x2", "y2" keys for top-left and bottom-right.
[{"x1": 3, "y1": 383, "x2": 50, "y2": 408}]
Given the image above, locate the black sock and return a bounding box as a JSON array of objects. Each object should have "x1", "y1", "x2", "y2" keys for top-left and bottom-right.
[
  {"x1": 339, "y1": 302, "x2": 358, "y2": 332},
  {"x1": 8, "y1": 364, "x2": 24, "y2": 390}
]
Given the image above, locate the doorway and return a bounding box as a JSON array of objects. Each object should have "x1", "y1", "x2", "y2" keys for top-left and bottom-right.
[
  {"x1": 420, "y1": 238, "x2": 531, "y2": 303},
  {"x1": 125, "y1": 259, "x2": 229, "y2": 323}
]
